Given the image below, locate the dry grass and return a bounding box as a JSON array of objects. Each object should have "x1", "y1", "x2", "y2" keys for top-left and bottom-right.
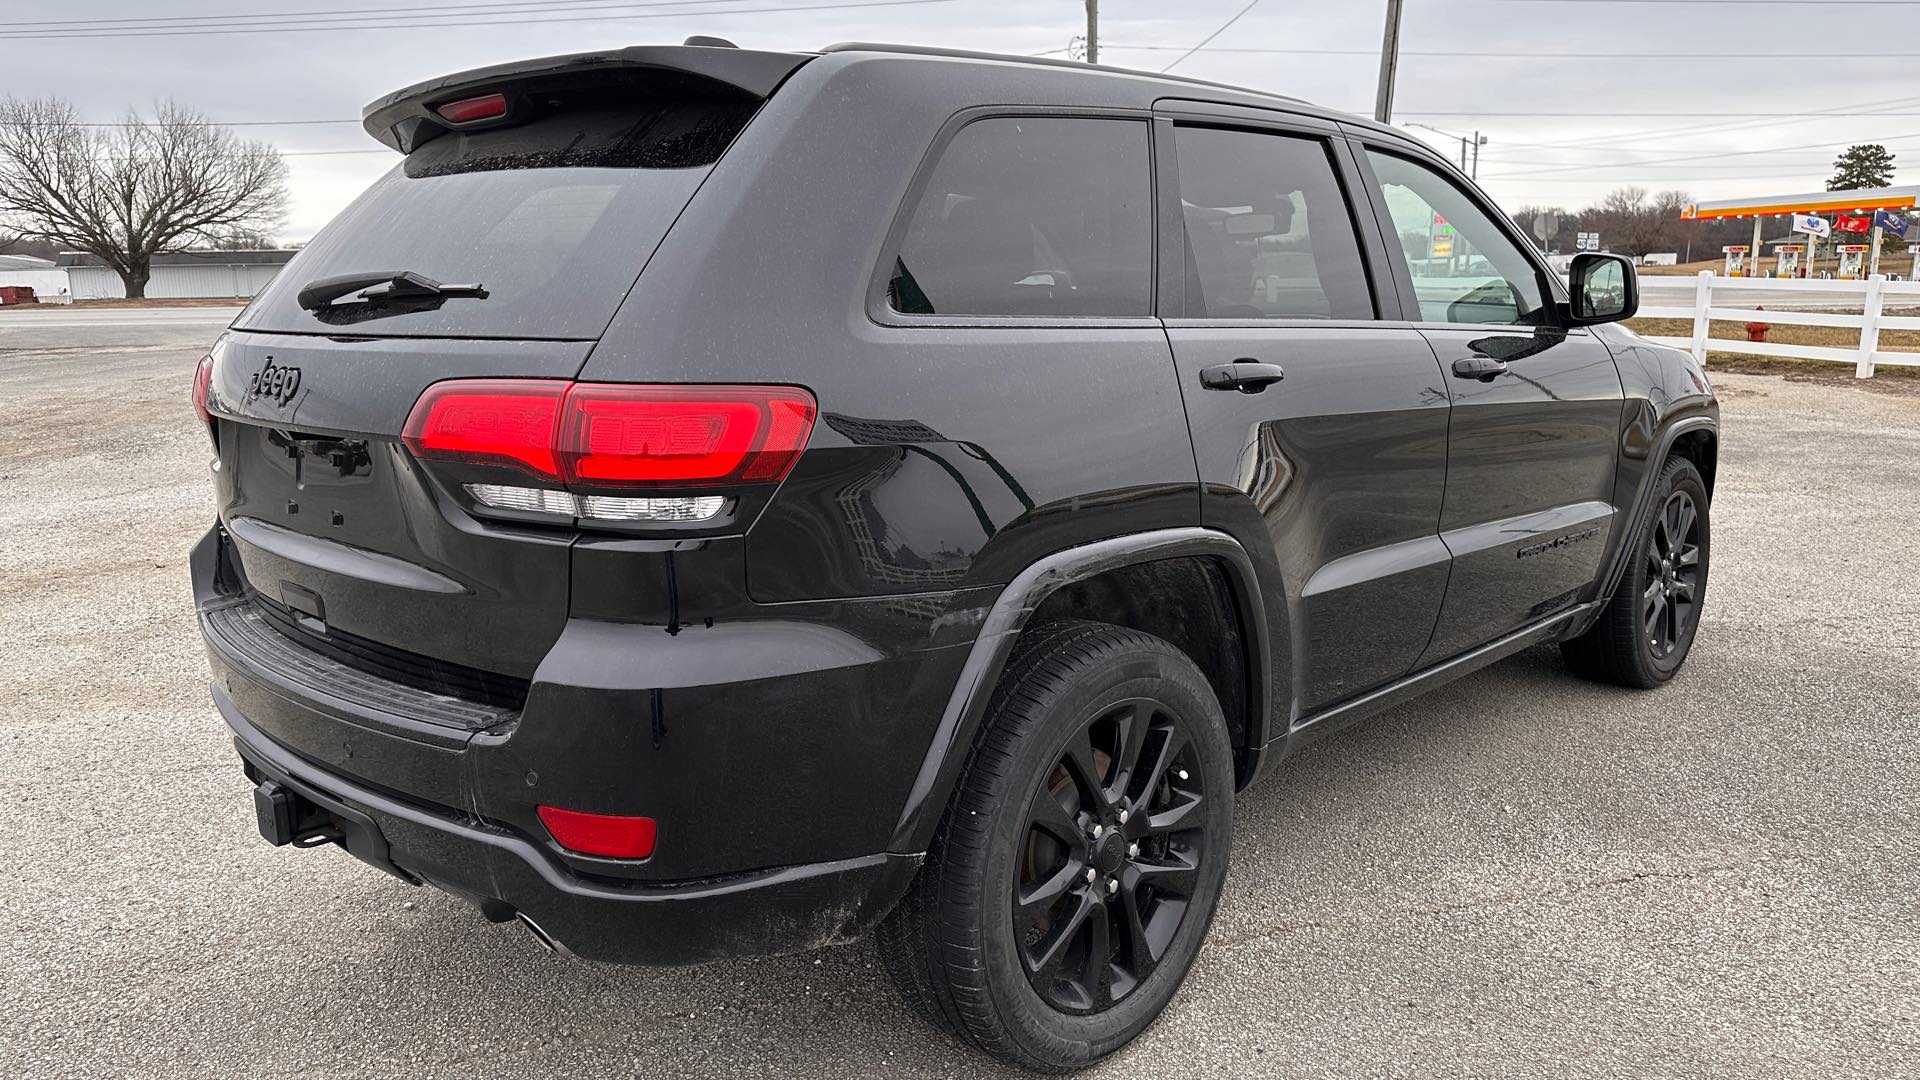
[{"x1": 0, "y1": 297, "x2": 247, "y2": 311}]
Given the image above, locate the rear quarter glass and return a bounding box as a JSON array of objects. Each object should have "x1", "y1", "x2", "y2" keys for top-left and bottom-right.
[{"x1": 237, "y1": 83, "x2": 759, "y2": 340}]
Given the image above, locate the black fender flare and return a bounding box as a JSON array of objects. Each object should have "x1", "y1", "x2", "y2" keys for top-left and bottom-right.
[
  {"x1": 886, "y1": 527, "x2": 1271, "y2": 855},
  {"x1": 1585, "y1": 413, "x2": 1718, "y2": 626}
]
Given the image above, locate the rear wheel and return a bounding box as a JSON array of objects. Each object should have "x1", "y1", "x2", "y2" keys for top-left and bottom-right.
[
  {"x1": 877, "y1": 620, "x2": 1235, "y2": 1072},
  {"x1": 1563, "y1": 455, "x2": 1710, "y2": 687}
]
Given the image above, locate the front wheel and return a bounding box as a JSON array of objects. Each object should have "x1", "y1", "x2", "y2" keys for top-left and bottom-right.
[
  {"x1": 1563, "y1": 455, "x2": 1711, "y2": 687},
  {"x1": 877, "y1": 620, "x2": 1235, "y2": 1072}
]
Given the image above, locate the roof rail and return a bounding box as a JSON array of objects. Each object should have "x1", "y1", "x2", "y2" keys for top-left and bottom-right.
[{"x1": 819, "y1": 42, "x2": 1309, "y2": 108}]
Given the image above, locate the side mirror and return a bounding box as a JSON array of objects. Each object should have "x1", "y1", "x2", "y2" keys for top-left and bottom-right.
[{"x1": 1567, "y1": 252, "x2": 1638, "y2": 325}]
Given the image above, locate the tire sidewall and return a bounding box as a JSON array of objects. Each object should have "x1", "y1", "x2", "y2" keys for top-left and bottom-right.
[
  {"x1": 1629, "y1": 459, "x2": 1711, "y2": 681},
  {"x1": 973, "y1": 647, "x2": 1235, "y2": 1065}
]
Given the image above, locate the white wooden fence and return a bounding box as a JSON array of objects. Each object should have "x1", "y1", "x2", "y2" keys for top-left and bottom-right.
[{"x1": 1638, "y1": 270, "x2": 1920, "y2": 378}]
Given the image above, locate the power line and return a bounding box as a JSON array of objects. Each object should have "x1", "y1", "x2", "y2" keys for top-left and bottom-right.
[
  {"x1": 1099, "y1": 44, "x2": 1920, "y2": 60},
  {"x1": 1495, "y1": 0, "x2": 1920, "y2": 4},
  {"x1": 1401, "y1": 111, "x2": 1920, "y2": 117},
  {"x1": 1481, "y1": 131, "x2": 1920, "y2": 179},
  {"x1": 1161, "y1": 0, "x2": 1263, "y2": 73},
  {"x1": 0, "y1": 0, "x2": 954, "y2": 40},
  {"x1": 7, "y1": 0, "x2": 749, "y2": 27}
]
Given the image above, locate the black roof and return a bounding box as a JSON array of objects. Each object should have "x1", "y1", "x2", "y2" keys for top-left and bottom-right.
[{"x1": 58, "y1": 250, "x2": 298, "y2": 268}]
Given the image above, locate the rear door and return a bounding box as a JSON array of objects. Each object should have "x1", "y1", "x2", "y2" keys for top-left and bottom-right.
[
  {"x1": 1154, "y1": 105, "x2": 1454, "y2": 716},
  {"x1": 1348, "y1": 138, "x2": 1625, "y2": 664}
]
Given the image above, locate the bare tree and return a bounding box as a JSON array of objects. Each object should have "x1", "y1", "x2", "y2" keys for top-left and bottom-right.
[{"x1": 0, "y1": 97, "x2": 287, "y2": 298}]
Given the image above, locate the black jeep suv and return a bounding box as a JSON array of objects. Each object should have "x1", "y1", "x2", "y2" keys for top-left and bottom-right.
[{"x1": 191, "y1": 40, "x2": 1718, "y2": 1071}]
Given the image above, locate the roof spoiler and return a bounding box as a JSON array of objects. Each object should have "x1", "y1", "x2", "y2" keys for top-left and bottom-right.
[{"x1": 361, "y1": 43, "x2": 813, "y2": 153}]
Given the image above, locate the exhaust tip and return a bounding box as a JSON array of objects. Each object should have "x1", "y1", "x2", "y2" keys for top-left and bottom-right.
[{"x1": 515, "y1": 911, "x2": 573, "y2": 957}]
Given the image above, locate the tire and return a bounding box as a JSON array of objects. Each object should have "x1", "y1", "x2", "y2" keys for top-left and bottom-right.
[
  {"x1": 1562, "y1": 455, "x2": 1711, "y2": 688},
  {"x1": 877, "y1": 619, "x2": 1236, "y2": 1072}
]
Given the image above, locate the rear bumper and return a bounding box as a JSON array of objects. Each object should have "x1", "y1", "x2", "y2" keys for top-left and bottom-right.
[{"x1": 219, "y1": 684, "x2": 921, "y2": 965}]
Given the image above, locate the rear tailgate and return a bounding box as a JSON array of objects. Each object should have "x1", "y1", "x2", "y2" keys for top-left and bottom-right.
[
  {"x1": 208, "y1": 332, "x2": 591, "y2": 679},
  {"x1": 206, "y1": 45, "x2": 810, "y2": 690}
]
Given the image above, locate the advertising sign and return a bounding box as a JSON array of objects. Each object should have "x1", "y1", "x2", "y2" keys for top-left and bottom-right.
[
  {"x1": 1722, "y1": 245, "x2": 1750, "y2": 253},
  {"x1": 1872, "y1": 209, "x2": 1910, "y2": 238},
  {"x1": 1775, "y1": 244, "x2": 1805, "y2": 253},
  {"x1": 1791, "y1": 213, "x2": 1831, "y2": 237}
]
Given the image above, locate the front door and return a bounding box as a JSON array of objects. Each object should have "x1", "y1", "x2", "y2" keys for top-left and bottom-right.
[
  {"x1": 1156, "y1": 113, "x2": 1454, "y2": 716},
  {"x1": 1353, "y1": 142, "x2": 1625, "y2": 664}
]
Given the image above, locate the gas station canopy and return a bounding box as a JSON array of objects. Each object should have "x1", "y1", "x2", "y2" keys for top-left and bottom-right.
[{"x1": 1681, "y1": 185, "x2": 1920, "y2": 220}]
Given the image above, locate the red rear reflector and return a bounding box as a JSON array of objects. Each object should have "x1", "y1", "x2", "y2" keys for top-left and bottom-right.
[
  {"x1": 402, "y1": 381, "x2": 816, "y2": 491},
  {"x1": 436, "y1": 93, "x2": 507, "y2": 124},
  {"x1": 537, "y1": 805, "x2": 656, "y2": 859},
  {"x1": 402, "y1": 379, "x2": 566, "y2": 479},
  {"x1": 191, "y1": 353, "x2": 214, "y2": 425}
]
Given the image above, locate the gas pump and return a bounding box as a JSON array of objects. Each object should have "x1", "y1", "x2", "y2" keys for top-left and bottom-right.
[
  {"x1": 1773, "y1": 244, "x2": 1803, "y2": 278},
  {"x1": 1837, "y1": 244, "x2": 1869, "y2": 280},
  {"x1": 1722, "y1": 244, "x2": 1750, "y2": 277}
]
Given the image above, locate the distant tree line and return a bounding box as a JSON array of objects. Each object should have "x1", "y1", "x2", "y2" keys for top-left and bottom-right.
[{"x1": 1510, "y1": 144, "x2": 1905, "y2": 263}]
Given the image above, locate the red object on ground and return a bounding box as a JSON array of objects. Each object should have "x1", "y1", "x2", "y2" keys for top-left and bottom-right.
[
  {"x1": 1746, "y1": 306, "x2": 1770, "y2": 342},
  {"x1": 0, "y1": 286, "x2": 37, "y2": 305}
]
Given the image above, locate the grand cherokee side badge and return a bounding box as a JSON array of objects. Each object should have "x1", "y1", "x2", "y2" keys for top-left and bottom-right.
[{"x1": 247, "y1": 358, "x2": 302, "y2": 406}]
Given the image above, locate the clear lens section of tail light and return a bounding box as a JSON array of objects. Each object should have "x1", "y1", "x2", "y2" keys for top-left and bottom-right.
[
  {"x1": 465, "y1": 484, "x2": 578, "y2": 516},
  {"x1": 465, "y1": 484, "x2": 725, "y2": 523},
  {"x1": 577, "y1": 494, "x2": 726, "y2": 522}
]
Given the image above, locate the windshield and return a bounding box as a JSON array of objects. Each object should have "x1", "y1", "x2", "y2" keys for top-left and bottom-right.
[{"x1": 238, "y1": 85, "x2": 757, "y2": 339}]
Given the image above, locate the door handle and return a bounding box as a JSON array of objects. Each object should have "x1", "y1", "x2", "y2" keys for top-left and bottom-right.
[
  {"x1": 1452, "y1": 355, "x2": 1509, "y2": 380},
  {"x1": 1200, "y1": 360, "x2": 1286, "y2": 394}
]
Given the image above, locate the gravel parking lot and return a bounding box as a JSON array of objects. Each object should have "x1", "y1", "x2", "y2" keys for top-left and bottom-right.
[{"x1": 3, "y1": 310, "x2": 1916, "y2": 1078}]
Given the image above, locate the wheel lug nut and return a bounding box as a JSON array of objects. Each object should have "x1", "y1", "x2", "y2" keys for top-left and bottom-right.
[
  {"x1": 1090, "y1": 823, "x2": 1104, "y2": 840},
  {"x1": 1106, "y1": 878, "x2": 1119, "y2": 895},
  {"x1": 1177, "y1": 769, "x2": 1189, "y2": 781},
  {"x1": 1127, "y1": 842, "x2": 1139, "y2": 859},
  {"x1": 1085, "y1": 867, "x2": 1097, "y2": 884},
  {"x1": 1117, "y1": 808, "x2": 1130, "y2": 825}
]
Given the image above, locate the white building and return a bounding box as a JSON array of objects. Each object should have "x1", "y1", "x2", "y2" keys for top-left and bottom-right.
[
  {"x1": 55, "y1": 249, "x2": 296, "y2": 300},
  {"x1": 0, "y1": 253, "x2": 69, "y2": 302}
]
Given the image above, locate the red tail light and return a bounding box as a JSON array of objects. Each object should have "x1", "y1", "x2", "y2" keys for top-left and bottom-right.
[
  {"x1": 402, "y1": 380, "x2": 816, "y2": 490},
  {"x1": 403, "y1": 379, "x2": 565, "y2": 479},
  {"x1": 192, "y1": 353, "x2": 214, "y2": 425},
  {"x1": 435, "y1": 92, "x2": 507, "y2": 124},
  {"x1": 537, "y1": 805, "x2": 656, "y2": 860}
]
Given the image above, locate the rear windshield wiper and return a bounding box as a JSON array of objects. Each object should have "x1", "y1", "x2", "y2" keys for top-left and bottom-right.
[{"x1": 297, "y1": 270, "x2": 488, "y2": 312}]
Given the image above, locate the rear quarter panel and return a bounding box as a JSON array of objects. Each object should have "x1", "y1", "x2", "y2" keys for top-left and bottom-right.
[{"x1": 582, "y1": 53, "x2": 1201, "y2": 603}]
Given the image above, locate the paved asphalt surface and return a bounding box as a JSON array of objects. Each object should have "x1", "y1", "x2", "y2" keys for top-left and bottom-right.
[{"x1": 2, "y1": 311, "x2": 1916, "y2": 1078}]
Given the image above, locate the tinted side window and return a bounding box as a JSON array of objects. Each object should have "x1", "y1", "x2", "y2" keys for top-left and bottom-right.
[
  {"x1": 1365, "y1": 149, "x2": 1549, "y2": 326},
  {"x1": 1173, "y1": 126, "x2": 1373, "y2": 320},
  {"x1": 889, "y1": 117, "x2": 1152, "y2": 318}
]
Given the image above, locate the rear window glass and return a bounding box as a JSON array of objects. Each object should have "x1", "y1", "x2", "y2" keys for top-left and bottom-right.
[
  {"x1": 1173, "y1": 126, "x2": 1372, "y2": 320},
  {"x1": 237, "y1": 83, "x2": 758, "y2": 339},
  {"x1": 889, "y1": 117, "x2": 1153, "y2": 318}
]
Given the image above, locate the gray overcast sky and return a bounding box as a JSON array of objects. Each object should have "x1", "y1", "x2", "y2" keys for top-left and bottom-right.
[{"x1": 3, "y1": 0, "x2": 1914, "y2": 239}]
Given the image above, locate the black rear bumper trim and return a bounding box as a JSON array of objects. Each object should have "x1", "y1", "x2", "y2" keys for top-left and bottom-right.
[{"x1": 216, "y1": 685, "x2": 922, "y2": 965}]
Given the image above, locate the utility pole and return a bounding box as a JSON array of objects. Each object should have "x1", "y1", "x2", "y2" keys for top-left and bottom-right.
[
  {"x1": 1471, "y1": 130, "x2": 1484, "y2": 180},
  {"x1": 1085, "y1": 0, "x2": 1099, "y2": 64},
  {"x1": 1374, "y1": 0, "x2": 1404, "y2": 123}
]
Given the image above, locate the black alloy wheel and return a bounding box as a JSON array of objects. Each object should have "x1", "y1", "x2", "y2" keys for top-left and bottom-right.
[
  {"x1": 1562, "y1": 454, "x2": 1711, "y2": 688},
  {"x1": 876, "y1": 620, "x2": 1235, "y2": 1072},
  {"x1": 1014, "y1": 697, "x2": 1208, "y2": 1014},
  {"x1": 1643, "y1": 489, "x2": 1703, "y2": 660}
]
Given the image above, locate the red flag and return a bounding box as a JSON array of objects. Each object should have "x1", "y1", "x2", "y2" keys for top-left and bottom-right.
[{"x1": 1835, "y1": 214, "x2": 1872, "y2": 233}]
